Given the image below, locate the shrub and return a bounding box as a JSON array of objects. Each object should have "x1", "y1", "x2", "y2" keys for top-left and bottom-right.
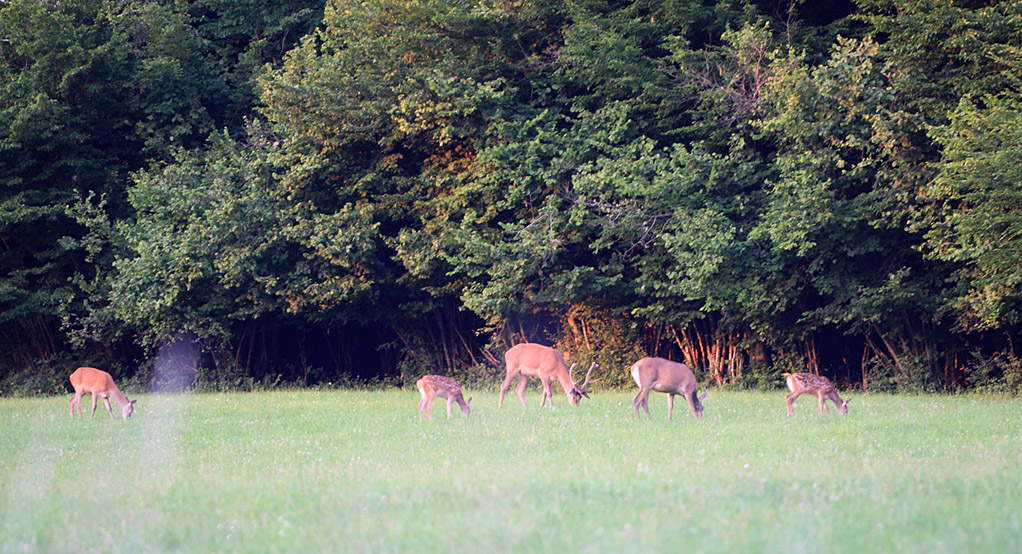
[{"x1": 967, "y1": 351, "x2": 1022, "y2": 395}]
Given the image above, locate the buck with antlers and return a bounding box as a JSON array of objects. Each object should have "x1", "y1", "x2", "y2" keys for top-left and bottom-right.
[
  {"x1": 784, "y1": 372, "x2": 849, "y2": 416},
  {"x1": 630, "y1": 357, "x2": 707, "y2": 420},
  {"x1": 416, "y1": 375, "x2": 472, "y2": 421},
  {"x1": 68, "y1": 367, "x2": 136, "y2": 420},
  {"x1": 498, "y1": 343, "x2": 597, "y2": 408}
]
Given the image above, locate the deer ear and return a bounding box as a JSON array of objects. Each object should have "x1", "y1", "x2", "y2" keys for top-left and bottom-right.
[
  {"x1": 130, "y1": 400, "x2": 137, "y2": 405},
  {"x1": 467, "y1": 397, "x2": 473, "y2": 405},
  {"x1": 699, "y1": 391, "x2": 708, "y2": 402}
]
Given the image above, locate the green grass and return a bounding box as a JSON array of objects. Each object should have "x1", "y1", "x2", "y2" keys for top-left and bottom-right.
[{"x1": 1, "y1": 389, "x2": 1019, "y2": 553}]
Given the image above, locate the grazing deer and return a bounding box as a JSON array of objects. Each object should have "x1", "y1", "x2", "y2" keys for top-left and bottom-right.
[
  {"x1": 784, "y1": 372, "x2": 849, "y2": 416},
  {"x1": 499, "y1": 343, "x2": 597, "y2": 408},
  {"x1": 630, "y1": 357, "x2": 707, "y2": 420},
  {"x1": 416, "y1": 375, "x2": 472, "y2": 421},
  {"x1": 69, "y1": 367, "x2": 136, "y2": 420}
]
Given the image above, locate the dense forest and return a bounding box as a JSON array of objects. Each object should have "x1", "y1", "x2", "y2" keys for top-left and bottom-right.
[{"x1": 2, "y1": 0, "x2": 1021, "y2": 395}]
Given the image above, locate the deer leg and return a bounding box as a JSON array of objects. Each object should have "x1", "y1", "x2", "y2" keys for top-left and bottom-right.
[
  {"x1": 498, "y1": 371, "x2": 518, "y2": 407},
  {"x1": 424, "y1": 396, "x2": 435, "y2": 421},
  {"x1": 515, "y1": 375, "x2": 529, "y2": 407},
  {"x1": 818, "y1": 392, "x2": 828, "y2": 415},
  {"x1": 446, "y1": 397, "x2": 455, "y2": 419},
  {"x1": 785, "y1": 391, "x2": 802, "y2": 416},
  {"x1": 418, "y1": 395, "x2": 428, "y2": 421},
  {"x1": 102, "y1": 396, "x2": 115, "y2": 419},
  {"x1": 69, "y1": 394, "x2": 81, "y2": 418},
  {"x1": 550, "y1": 379, "x2": 563, "y2": 407},
  {"x1": 90, "y1": 393, "x2": 99, "y2": 418},
  {"x1": 634, "y1": 384, "x2": 654, "y2": 419},
  {"x1": 667, "y1": 393, "x2": 675, "y2": 421},
  {"x1": 541, "y1": 378, "x2": 553, "y2": 407}
]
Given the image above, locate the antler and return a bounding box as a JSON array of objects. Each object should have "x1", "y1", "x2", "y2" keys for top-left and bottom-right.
[{"x1": 577, "y1": 362, "x2": 599, "y2": 398}]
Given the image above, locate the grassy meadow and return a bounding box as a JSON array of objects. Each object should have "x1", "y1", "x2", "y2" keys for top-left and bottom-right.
[{"x1": 1, "y1": 388, "x2": 1019, "y2": 553}]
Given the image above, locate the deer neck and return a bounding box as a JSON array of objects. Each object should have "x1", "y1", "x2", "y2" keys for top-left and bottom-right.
[
  {"x1": 108, "y1": 386, "x2": 130, "y2": 407},
  {"x1": 556, "y1": 372, "x2": 576, "y2": 394}
]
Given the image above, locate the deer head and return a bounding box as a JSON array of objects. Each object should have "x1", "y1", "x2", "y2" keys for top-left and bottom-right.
[{"x1": 569, "y1": 362, "x2": 599, "y2": 404}]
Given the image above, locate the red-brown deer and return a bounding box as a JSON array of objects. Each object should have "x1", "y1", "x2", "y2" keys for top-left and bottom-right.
[
  {"x1": 416, "y1": 375, "x2": 472, "y2": 421},
  {"x1": 498, "y1": 343, "x2": 597, "y2": 408},
  {"x1": 68, "y1": 367, "x2": 136, "y2": 420},
  {"x1": 630, "y1": 357, "x2": 707, "y2": 420},
  {"x1": 784, "y1": 372, "x2": 849, "y2": 416}
]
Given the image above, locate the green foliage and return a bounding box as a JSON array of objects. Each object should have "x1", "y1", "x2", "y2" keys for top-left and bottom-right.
[
  {"x1": 95, "y1": 129, "x2": 386, "y2": 356},
  {"x1": 0, "y1": 356, "x2": 71, "y2": 397},
  {"x1": 188, "y1": 0, "x2": 326, "y2": 119},
  {"x1": 0, "y1": 0, "x2": 325, "y2": 381},
  {"x1": 553, "y1": 304, "x2": 648, "y2": 389},
  {"x1": 967, "y1": 350, "x2": 1022, "y2": 395},
  {"x1": 1, "y1": 0, "x2": 127, "y2": 369},
  {"x1": 857, "y1": 0, "x2": 1022, "y2": 121},
  {"x1": 926, "y1": 93, "x2": 1022, "y2": 329}
]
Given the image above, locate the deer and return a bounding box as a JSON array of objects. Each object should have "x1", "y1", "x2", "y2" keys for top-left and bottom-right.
[
  {"x1": 630, "y1": 357, "x2": 708, "y2": 420},
  {"x1": 416, "y1": 375, "x2": 472, "y2": 421},
  {"x1": 498, "y1": 343, "x2": 597, "y2": 408},
  {"x1": 783, "y1": 372, "x2": 849, "y2": 416},
  {"x1": 68, "y1": 367, "x2": 136, "y2": 420}
]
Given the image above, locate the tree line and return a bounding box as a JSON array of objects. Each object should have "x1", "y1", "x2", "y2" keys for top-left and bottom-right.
[{"x1": 2, "y1": 0, "x2": 1021, "y2": 395}]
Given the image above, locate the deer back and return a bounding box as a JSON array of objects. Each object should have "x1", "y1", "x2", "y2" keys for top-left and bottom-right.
[
  {"x1": 785, "y1": 372, "x2": 835, "y2": 394},
  {"x1": 505, "y1": 343, "x2": 570, "y2": 380},
  {"x1": 416, "y1": 375, "x2": 463, "y2": 399},
  {"x1": 70, "y1": 367, "x2": 119, "y2": 395}
]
